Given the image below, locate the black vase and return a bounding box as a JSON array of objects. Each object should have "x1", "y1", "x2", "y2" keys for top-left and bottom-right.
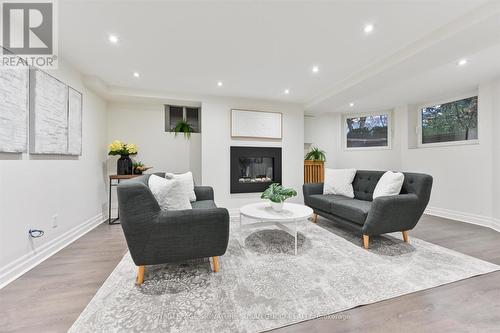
[{"x1": 117, "y1": 155, "x2": 133, "y2": 175}]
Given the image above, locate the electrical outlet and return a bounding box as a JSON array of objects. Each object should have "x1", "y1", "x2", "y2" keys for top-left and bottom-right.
[{"x1": 52, "y1": 214, "x2": 58, "y2": 228}]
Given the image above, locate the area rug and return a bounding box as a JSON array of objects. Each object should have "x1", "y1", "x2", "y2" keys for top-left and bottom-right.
[{"x1": 69, "y1": 219, "x2": 499, "y2": 333}]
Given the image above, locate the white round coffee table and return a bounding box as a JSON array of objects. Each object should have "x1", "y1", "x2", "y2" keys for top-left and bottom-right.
[{"x1": 239, "y1": 202, "x2": 313, "y2": 255}]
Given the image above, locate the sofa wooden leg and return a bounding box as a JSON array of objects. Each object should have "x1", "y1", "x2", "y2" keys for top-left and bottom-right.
[
  {"x1": 212, "y1": 256, "x2": 220, "y2": 272},
  {"x1": 136, "y1": 265, "x2": 145, "y2": 285},
  {"x1": 363, "y1": 235, "x2": 369, "y2": 249},
  {"x1": 402, "y1": 230, "x2": 409, "y2": 243},
  {"x1": 313, "y1": 213, "x2": 318, "y2": 223}
]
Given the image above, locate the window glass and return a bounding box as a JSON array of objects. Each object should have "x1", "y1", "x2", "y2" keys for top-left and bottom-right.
[
  {"x1": 186, "y1": 107, "x2": 200, "y2": 132},
  {"x1": 168, "y1": 106, "x2": 184, "y2": 131},
  {"x1": 345, "y1": 114, "x2": 389, "y2": 148},
  {"x1": 421, "y1": 96, "x2": 478, "y2": 144}
]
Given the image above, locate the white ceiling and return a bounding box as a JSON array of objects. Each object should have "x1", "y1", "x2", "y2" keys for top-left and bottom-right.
[{"x1": 59, "y1": 0, "x2": 500, "y2": 113}]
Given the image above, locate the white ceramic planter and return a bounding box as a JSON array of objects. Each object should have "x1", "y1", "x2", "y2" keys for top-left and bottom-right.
[{"x1": 270, "y1": 201, "x2": 284, "y2": 212}]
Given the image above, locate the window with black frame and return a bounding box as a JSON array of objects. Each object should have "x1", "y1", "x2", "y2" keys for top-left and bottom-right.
[
  {"x1": 420, "y1": 96, "x2": 478, "y2": 145},
  {"x1": 165, "y1": 105, "x2": 200, "y2": 133},
  {"x1": 345, "y1": 113, "x2": 390, "y2": 149}
]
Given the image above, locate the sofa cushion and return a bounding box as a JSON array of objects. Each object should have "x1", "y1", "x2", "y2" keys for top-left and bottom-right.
[
  {"x1": 373, "y1": 171, "x2": 404, "y2": 199},
  {"x1": 352, "y1": 170, "x2": 385, "y2": 201},
  {"x1": 191, "y1": 200, "x2": 217, "y2": 209},
  {"x1": 330, "y1": 199, "x2": 372, "y2": 225},
  {"x1": 148, "y1": 175, "x2": 192, "y2": 211},
  {"x1": 307, "y1": 194, "x2": 351, "y2": 212},
  {"x1": 323, "y1": 168, "x2": 357, "y2": 198}
]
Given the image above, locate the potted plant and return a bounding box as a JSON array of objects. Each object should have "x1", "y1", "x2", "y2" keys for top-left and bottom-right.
[
  {"x1": 261, "y1": 183, "x2": 297, "y2": 212},
  {"x1": 173, "y1": 120, "x2": 194, "y2": 139},
  {"x1": 133, "y1": 161, "x2": 152, "y2": 175},
  {"x1": 304, "y1": 146, "x2": 326, "y2": 161},
  {"x1": 304, "y1": 146, "x2": 326, "y2": 183},
  {"x1": 108, "y1": 140, "x2": 138, "y2": 175}
]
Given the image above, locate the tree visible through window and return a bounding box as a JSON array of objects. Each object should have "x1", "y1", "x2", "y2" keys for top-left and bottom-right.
[
  {"x1": 345, "y1": 114, "x2": 389, "y2": 148},
  {"x1": 421, "y1": 96, "x2": 478, "y2": 145}
]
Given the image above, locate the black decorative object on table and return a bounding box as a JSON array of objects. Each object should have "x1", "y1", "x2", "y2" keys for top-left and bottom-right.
[
  {"x1": 117, "y1": 155, "x2": 133, "y2": 175},
  {"x1": 108, "y1": 140, "x2": 138, "y2": 175}
]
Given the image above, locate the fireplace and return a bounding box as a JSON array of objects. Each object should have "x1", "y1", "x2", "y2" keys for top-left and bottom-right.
[{"x1": 230, "y1": 146, "x2": 282, "y2": 193}]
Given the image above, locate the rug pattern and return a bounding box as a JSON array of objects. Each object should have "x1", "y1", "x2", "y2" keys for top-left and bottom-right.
[{"x1": 69, "y1": 218, "x2": 499, "y2": 333}]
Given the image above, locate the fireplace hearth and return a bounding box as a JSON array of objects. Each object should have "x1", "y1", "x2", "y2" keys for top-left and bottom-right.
[{"x1": 230, "y1": 146, "x2": 282, "y2": 193}]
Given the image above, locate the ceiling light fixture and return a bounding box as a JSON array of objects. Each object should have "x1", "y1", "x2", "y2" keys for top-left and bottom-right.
[
  {"x1": 349, "y1": 102, "x2": 354, "y2": 107},
  {"x1": 458, "y1": 59, "x2": 468, "y2": 66},
  {"x1": 284, "y1": 89, "x2": 290, "y2": 94},
  {"x1": 108, "y1": 34, "x2": 119, "y2": 44},
  {"x1": 217, "y1": 81, "x2": 223, "y2": 87},
  {"x1": 364, "y1": 24, "x2": 374, "y2": 34},
  {"x1": 312, "y1": 65, "x2": 319, "y2": 73},
  {"x1": 133, "y1": 72, "x2": 140, "y2": 78}
]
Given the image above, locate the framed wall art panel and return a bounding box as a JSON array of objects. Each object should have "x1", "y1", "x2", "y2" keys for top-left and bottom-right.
[
  {"x1": 231, "y1": 109, "x2": 282, "y2": 140},
  {"x1": 0, "y1": 67, "x2": 29, "y2": 152}
]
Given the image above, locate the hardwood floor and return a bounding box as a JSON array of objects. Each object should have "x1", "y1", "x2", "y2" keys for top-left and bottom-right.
[
  {"x1": 0, "y1": 224, "x2": 128, "y2": 333},
  {"x1": 1, "y1": 215, "x2": 499, "y2": 332}
]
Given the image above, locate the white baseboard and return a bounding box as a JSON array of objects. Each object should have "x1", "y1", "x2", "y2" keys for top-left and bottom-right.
[
  {"x1": 0, "y1": 213, "x2": 106, "y2": 289},
  {"x1": 425, "y1": 206, "x2": 500, "y2": 232}
]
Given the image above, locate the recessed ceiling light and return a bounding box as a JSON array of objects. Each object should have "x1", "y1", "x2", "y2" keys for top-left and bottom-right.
[
  {"x1": 108, "y1": 34, "x2": 119, "y2": 44},
  {"x1": 364, "y1": 24, "x2": 374, "y2": 34},
  {"x1": 284, "y1": 89, "x2": 290, "y2": 94},
  {"x1": 458, "y1": 59, "x2": 468, "y2": 66},
  {"x1": 133, "y1": 72, "x2": 140, "y2": 78},
  {"x1": 312, "y1": 65, "x2": 319, "y2": 73},
  {"x1": 217, "y1": 81, "x2": 223, "y2": 87},
  {"x1": 349, "y1": 102, "x2": 354, "y2": 107}
]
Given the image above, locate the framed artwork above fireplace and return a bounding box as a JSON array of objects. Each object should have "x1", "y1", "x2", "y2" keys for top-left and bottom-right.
[{"x1": 231, "y1": 109, "x2": 282, "y2": 140}]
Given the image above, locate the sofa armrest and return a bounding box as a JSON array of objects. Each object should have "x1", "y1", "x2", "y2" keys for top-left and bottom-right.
[
  {"x1": 117, "y1": 181, "x2": 161, "y2": 223},
  {"x1": 194, "y1": 186, "x2": 214, "y2": 201},
  {"x1": 303, "y1": 183, "x2": 324, "y2": 197},
  {"x1": 362, "y1": 194, "x2": 420, "y2": 235}
]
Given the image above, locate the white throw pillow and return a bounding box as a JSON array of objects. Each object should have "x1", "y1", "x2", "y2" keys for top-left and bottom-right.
[
  {"x1": 323, "y1": 168, "x2": 357, "y2": 198},
  {"x1": 165, "y1": 172, "x2": 196, "y2": 202},
  {"x1": 148, "y1": 175, "x2": 192, "y2": 210},
  {"x1": 372, "y1": 171, "x2": 404, "y2": 199}
]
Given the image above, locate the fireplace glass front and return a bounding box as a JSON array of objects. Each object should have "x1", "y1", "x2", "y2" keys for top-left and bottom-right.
[{"x1": 230, "y1": 146, "x2": 282, "y2": 193}]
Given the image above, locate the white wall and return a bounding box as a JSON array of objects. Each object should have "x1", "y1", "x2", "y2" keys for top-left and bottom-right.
[
  {"x1": 305, "y1": 111, "x2": 402, "y2": 171},
  {"x1": 201, "y1": 97, "x2": 304, "y2": 212},
  {"x1": 0, "y1": 61, "x2": 108, "y2": 287},
  {"x1": 402, "y1": 83, "x2": 494, "y2": 220},
  {"x1": 305, "y1": 78, "x2": 500, "y2": 230},
  {"x1": 107, "y1": 102, "x2": 201, "y2": 182},
  {"x1": 490, "y1": 80, "x2": 500, "y2": 221}
]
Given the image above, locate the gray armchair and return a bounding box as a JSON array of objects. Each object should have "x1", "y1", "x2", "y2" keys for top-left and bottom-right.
[
  {"x1": 303, "y1": 170, "x2": 432, "y2": 249},
  {"x1": 117, "y1": 174, "x2": 230, "y2": 285}
]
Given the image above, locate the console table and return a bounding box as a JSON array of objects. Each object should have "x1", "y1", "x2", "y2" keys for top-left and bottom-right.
[{"x1": 108, "y1": 174, "x2": 142, "y2": 224}]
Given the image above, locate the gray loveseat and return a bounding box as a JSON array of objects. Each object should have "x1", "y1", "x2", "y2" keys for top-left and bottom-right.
[
  {"x1": 117, "y1": 173, "x2": 229, "y2": 285},
  {"x1": 303, "y1": 170, "x2": 432, "y2": 249}
]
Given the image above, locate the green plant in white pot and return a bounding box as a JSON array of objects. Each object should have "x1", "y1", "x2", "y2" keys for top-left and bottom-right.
[{"x1": 261, "y1": 183, "x2": 297, "y2": 212}]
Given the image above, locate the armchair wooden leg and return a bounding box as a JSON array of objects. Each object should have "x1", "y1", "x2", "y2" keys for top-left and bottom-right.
[
  {"x1": 363, "y1": 235, "x2": 370, "y2": 249},
  {"x1": 313, "y1": 213, "x2": 318, "y2": 223},
  {"x1": 402, "y1": 230, "x2": 410, "y2": 243},
  {"x1": 136, "y1": 265, "x2": 145, "y2": 285},
  {"x1": 212, "y1": 256, "x2": 220, "y2": 273}
]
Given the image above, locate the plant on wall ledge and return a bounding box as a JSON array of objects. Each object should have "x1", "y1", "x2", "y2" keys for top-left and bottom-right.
[
  {"x1": 173, "y1": 120, "x2": 194, "y2": 139},
  {"x1": 304, "y1": 146, "x2": 326, "y2": 161}
]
